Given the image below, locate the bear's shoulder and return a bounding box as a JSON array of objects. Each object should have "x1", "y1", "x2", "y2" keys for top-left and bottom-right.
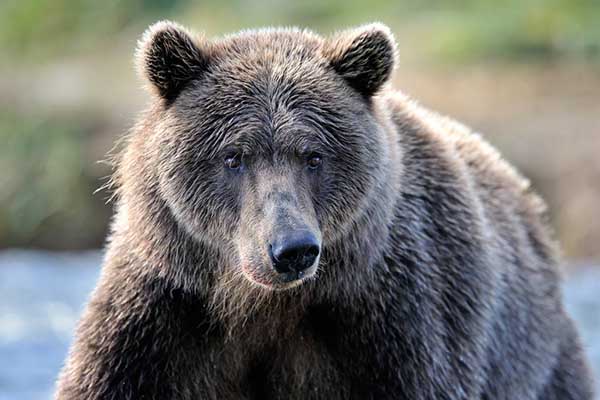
[{"x1": 384, "y1": 91, "x2": 546, "y2": 216}]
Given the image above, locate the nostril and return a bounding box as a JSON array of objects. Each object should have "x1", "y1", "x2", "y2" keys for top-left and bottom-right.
[
  {"x1": 270, "y1": 232, "x2": 320, "y2": 274},
  {"x1": 279, "y1": 244, "x2": 318, "y2": 265}
]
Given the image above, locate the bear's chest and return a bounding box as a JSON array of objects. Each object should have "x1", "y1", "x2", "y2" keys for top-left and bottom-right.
[
  {"x1": 215, "y1": 306, "x2": 390, "y2": 400},
  {"x1": 235, "y1": 325, "x2": 354, "y2": 400}
]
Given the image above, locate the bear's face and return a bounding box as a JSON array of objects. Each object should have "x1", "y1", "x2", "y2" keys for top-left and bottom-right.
[{"x1": 136, "y1": 22, "x2": 396, "y2": 290}]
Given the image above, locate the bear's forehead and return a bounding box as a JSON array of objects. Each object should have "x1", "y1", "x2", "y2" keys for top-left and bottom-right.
[
  {"x1": 212, "y1": 29, "x2": 324, "y2": 62},
  {"x1": 176, "y1": 86, "x2": 354, "y2": 157},
  {"x1": 174, "y1": 73, "x2": 365, "y2": 159},
  {"x1": 170, "y1": 30, "x2": 372, "y2": 156},
  {"x1": 182, "y1": 44, "x2": 356, "y2": 132},
  {"x1": 202, "y1": 31, "x2": 333, "y2": 87}
]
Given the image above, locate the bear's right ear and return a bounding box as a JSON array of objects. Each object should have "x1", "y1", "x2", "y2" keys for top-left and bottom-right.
[{"x1": 136, "y1": 21, "x2": 208, "y2": 102}]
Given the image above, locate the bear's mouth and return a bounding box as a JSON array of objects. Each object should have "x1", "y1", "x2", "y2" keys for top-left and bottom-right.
[
  {"x1": 276, "y1": 262, "x2": 318, "y2": 284},
  {"x1": 240, "y1": 260, "x2": 319, "y2": 291}
]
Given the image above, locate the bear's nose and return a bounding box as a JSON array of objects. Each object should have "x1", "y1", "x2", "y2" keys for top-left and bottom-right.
[{"x1": 269, "y1": 232, "x2": 320, "y2": 275}]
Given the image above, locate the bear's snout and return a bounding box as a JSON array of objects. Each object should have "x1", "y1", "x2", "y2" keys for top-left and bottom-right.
[{"x1": 269, "y1": 230, "x2": 320, "y2": 281}]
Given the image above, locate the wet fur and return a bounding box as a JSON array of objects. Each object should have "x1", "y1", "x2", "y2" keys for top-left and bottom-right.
[{"x1": 55, "y1": 22, "x2": 594, "y2": 399}]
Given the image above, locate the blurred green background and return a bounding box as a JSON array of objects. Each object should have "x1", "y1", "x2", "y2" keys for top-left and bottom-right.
[{"x1": 1, "y1": 0, "x2": 599, "y2": 261}]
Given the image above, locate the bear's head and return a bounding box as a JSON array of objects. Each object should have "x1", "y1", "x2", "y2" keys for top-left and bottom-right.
[{"x1": 133, "y1": 21, "x2": 398, "y2": 292}]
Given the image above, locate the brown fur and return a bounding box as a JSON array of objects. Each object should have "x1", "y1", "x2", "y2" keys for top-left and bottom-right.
[{"x1": 55, "y1": 21, "x2": 594, "y2": 399}]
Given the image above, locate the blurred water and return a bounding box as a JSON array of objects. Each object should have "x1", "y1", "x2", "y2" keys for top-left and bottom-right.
[
  {"x1": 0, "y1": 251, "x2": 101, "y2": 400},
  {"x1": 0, "y1": 251, "x2": 598, "y2": 399}
]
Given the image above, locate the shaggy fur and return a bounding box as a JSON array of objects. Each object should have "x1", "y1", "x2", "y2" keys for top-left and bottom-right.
[{"x1": 55, "y1": 21, "x2": 594, "y2": 399}]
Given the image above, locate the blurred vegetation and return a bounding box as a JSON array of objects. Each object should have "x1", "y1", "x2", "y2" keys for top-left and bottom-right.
[
  {"x1": 0, "y1": 0, "x2": 187, "y2": 60},
  {"x1": 2, "y1": 0, "x2": 600, "y2": 62},
  {"x1": 0, "y1": 109, "x2": 111, "y2": 248},
  {"x1": 1, "y1": 0, "x2": 599, "y2": 258}
]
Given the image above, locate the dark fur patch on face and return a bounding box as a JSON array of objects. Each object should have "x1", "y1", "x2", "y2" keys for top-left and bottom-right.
[
  {"x1": 136, "y1": 21, "x2": 209, "y2": 102},
  {"x1": 323, "y1": 23, "x2": 397, "y2": 98}
]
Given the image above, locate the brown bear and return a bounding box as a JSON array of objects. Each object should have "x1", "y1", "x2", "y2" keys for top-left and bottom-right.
[{"x1": 55, "y1": 21, "x2": 594, "y2": 399}]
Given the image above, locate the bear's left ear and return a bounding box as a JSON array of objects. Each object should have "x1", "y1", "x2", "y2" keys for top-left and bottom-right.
[
  {"x1": 135, "y1": 20, "x2": 209, "y2": 102},
  {"x1": 323, "y1": 23, "x2": 397, "y2": 98}
]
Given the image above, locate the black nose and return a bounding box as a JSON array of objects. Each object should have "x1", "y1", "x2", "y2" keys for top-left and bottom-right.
[{"x1": 270, "y1": 232, "x2": 320, "y2": 274}]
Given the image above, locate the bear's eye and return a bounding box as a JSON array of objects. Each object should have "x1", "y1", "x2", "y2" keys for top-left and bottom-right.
[
  {"x1": 307, "y1": 153, "x2": 322, "y2": 170},
  {"x1": 224, "y1": 154, "x2": 242, "y2": 170}
]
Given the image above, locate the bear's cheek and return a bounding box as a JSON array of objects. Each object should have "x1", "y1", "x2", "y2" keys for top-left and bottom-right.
[
  {"x1": 316, "y1": 163, "x2": 374, "y2": 235},
  {"x1": 159, "y1": 161, "x2": 241, "y2": 242}
]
